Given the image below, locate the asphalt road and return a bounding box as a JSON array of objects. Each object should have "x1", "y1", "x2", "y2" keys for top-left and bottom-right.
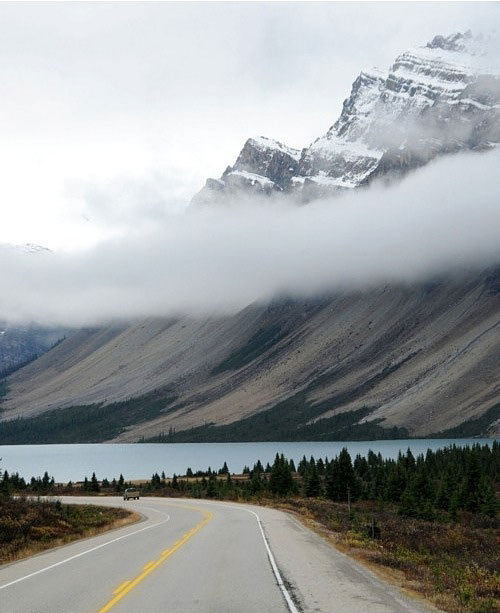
[{"x1": 0, "y1": 496, "x2": 439, "y2": 613}]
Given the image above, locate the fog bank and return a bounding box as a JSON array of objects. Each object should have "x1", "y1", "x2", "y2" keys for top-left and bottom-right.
[{"x1": 1, "y1": 149, "x2": 499, "y2": 326}]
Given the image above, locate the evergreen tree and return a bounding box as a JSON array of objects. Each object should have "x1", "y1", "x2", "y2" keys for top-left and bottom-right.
[
  {"x1": 477, "y1": 475, "x2": 497, "y2": 517},
  {"x1": 150, "y1": 473, "x2": 162, "y2": 489},
  {"x1": 0, "y1": 469, "x2": 10, "y2": 497},
  {"x1": 326, "y1": 448, "x2": 358, "y2": 502},
  {"x1": 250, "y1": 470, "x2": 263, "y2": 494},
  {"x1": 298, "y1": 455, "x2": 308, "y2": 477},
  {"x1": 449, "y1": 485, "x2": 462, "y2": 521},
  {"x1": 304, "y1": 462, "x2": 321, "y2": 497},
  {"x1": 316, "y1": 458, "x2": 325, "y2": 475},
  {"x1": 464, "y1": 451, "x2": 482, "y2": 512},
  {"x1": 398, "y1": 485, "x2": 419, "y2": 518},
  {"x1": 385, "y1": 462, "x2": 406, "y2": 502},
  {"x1": 42, "y1": 471, "x2": 51, "y2": 491},
  {"x1": 90, "y1": 472, "x2": 99, "y2": 492},
  {"x1": 269, "y1": 454, "x2": 295, "y2": 496},
  {"x1": 206, "y1": 473, "x2": 217, "y2": 498},
  {"x1": 404, "y1": 448, "x2": 416, "y2": 472}
]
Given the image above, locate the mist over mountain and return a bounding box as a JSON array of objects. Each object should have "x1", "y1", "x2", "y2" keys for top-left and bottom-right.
[
  {"x1": 0, "y1": 148, "x2": 499, "y2": 327},
  {"x1": 0, "y1": 244, "x2": 67, "y2": 376},
  {"x1": 0, "y1": 31, "x2": 498, "y2": 443}
]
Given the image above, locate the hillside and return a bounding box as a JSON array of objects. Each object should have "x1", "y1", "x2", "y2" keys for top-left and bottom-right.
[{"x1": 0, "y1": 270, "x2": 498, "y2": 442}]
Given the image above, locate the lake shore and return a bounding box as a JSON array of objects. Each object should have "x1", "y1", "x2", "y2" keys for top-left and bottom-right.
[{"x1": 1, "y1": 438, "x2": 495, "y2": 482}]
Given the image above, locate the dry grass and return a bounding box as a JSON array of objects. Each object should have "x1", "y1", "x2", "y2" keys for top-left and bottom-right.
[
  {"x1": 273, "y1": 498, "x2": 499, "y2": 613},
  {"x1": 0, "y1": 496, "x2": 139, "y2": 566}
]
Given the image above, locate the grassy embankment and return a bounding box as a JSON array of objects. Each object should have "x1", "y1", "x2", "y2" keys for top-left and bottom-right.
[
  {"x1": 277, "y1": 497, "x2": 498, "y2": 613},
  {"x1": 0, "y1": 496, "x2": 138, "y2": 566}
]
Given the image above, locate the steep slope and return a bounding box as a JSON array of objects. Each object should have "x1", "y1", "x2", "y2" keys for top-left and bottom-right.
[
  {"x1": 194, "y1": 31, "x2": 499, "y2": 204},
  {"x1": 1, "y1": 270, "x2": 498, "y2": 442}
]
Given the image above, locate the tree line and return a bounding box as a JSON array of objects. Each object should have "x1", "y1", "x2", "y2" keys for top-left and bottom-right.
[
  {"x1": 1, "y1": 443, "x2": 497, "y2": 520},
  {"x1": 141, "y1": 443, "x2": 498, "y2": 519}
]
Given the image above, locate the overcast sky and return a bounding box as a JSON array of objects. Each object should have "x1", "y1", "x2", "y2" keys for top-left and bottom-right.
[{"x1": 0, "y1": 1, "x2": 498, "y2": 249}]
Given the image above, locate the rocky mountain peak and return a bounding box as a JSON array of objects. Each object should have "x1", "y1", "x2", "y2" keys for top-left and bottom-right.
[
  {"x1": 224, "y1": 136, "x2": 301, "y2": 188},
  {"x1": 193, "y1": 31, "x2": 499, "y2": 205},
  {"x1": 192, "y1": 136, "x2": 302, "y2": 204}
]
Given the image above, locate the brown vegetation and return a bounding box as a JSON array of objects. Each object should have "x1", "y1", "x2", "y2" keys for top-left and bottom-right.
[
  {"x1": 0, "y1": 497, "x2": 137, "y2": 566},
  {"x1": 276, "y1": 498, "x2": 499, "y2": 613}
]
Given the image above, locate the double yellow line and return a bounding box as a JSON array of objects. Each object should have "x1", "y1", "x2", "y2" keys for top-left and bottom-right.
[{"x1": 99, "y1": 507, "x2": 213, "y2": 612}]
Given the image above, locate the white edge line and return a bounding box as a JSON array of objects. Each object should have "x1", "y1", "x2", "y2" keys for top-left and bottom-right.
[
  {"x1": 0, "y1": 507, "x2": 170, "y2": 591},
  {"x1": 187, "y1": 499, "x2": 299, "y2": 613},
  {"x1": 248, "y1": 509, "x2": 300, "y2": 613}
]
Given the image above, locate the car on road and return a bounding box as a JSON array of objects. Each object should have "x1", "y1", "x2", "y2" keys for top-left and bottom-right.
[{"x1": 123, "y1": 488, "x2": 140, "y2": 500}]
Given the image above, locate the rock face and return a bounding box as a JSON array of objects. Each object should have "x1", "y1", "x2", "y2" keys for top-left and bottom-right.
[
  {"x1": 192, "y1": 136, "x2": 301, "y2": 204},
  {"x1": 194, "y1": 31, "x2": 499, "y2": 204}
]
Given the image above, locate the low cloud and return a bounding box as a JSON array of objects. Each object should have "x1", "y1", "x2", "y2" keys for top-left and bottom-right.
[{"x1": 1, "y1": 149, "x2": 499, "y2": 327}]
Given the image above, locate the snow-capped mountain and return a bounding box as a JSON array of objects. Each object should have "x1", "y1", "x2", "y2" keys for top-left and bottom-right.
[
  {"x1": 1, "y1": 31, "x2": 499, "y2": 443},
  {"x1": 194, "y1": 31, "x2": 499, "y2": 204}
]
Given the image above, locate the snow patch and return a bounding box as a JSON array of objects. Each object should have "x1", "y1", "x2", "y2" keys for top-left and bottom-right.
[
  {"x1": 248, "y1": 136, "x2": 301, "y2": 161},
  {"x1": 227, "y1": 170, "x2": 276, "y2": 188}
]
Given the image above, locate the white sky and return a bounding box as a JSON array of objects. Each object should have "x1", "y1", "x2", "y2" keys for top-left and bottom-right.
[{"x1": 0, "y1": 1, "x2": 498, "y2": 249}]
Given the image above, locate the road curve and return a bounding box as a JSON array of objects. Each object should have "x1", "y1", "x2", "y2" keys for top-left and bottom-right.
[{"x1": 0, "y1": 496, "x2": 438, "y2": 613}]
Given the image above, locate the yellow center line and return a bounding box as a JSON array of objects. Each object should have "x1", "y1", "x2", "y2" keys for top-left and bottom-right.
[
  {"x1": 112, "y1": 580, "x2": 130, "y2": 595},
  {"x1": 98, "y1": 507, "x2": 213, "y2": 613}
]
